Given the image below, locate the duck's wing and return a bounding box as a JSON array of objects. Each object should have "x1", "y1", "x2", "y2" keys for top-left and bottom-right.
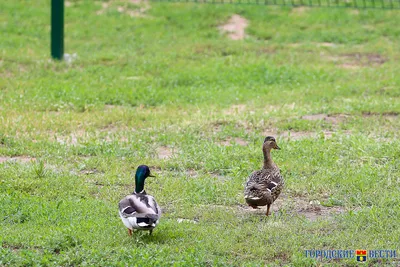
[
  {"x1": 118, "y1": 194, "x2": 161, "y2": 221},
  {"x1": 268, "y1": 169, "x2": 284, "y2": 201},
  {"x1": 244, "y1": 169, "x2": 283, "y2": 200}
]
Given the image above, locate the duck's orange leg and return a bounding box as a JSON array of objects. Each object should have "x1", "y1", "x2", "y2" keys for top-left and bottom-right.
[
  {"x1": 266, "y1": 204, "x2": 271, "y2": 216},
  {"x1": 128, "y1": 229, "x2": 132, "y2": 236}
]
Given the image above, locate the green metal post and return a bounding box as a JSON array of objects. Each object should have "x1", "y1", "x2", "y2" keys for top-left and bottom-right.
[{"x1": 51, "y1": 0, "x2": 64, "y2": 60}]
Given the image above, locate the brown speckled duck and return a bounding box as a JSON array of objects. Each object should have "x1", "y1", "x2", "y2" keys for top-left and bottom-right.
[{"x1": 244, "y1": 136, "x2": 284, "y2": 216}]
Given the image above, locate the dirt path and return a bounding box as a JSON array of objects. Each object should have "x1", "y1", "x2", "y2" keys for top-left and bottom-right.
[{"x1": 219, "y1": 15, "x2": 249, "y2": 40}]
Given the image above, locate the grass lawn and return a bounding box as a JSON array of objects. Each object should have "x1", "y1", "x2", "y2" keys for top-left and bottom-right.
[{"x1": 1, "y1": 0, "x2": 399, "y2": 266}]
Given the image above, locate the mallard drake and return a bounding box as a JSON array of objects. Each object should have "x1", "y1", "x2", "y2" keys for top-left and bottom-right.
[
  {"x1": 244, "y1": 136, "x2": 284, "y2": 216},
  {"x1": 118, "y1": 165, "x2": 161, "y2": 236}
]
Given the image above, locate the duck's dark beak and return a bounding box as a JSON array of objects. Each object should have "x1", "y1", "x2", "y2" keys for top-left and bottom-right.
[{"x1": 274, "y1": 143, "x2": 281, "y2": 150}]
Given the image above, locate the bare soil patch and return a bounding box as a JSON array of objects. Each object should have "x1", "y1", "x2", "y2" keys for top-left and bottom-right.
[
  {"x1": 157, "y1": 146, "x2": 174, "y2": 159},
  {"x1": 263, "y1": 129, "x2": 313, "y2": 140},
  {"x1": 55, "y1": 132, "x2": 81, "y2": 145},
  {"x1": 262, "y1": 129, "x2": 352, "y2": 141},
  {"x1": 223, "y1": 104, "x2": 247, "y2": 115},
  {"x1": 233, "y1": 138, "x2": 248, "y2": 146},
  {"x1": 287, "y1": 43, "x2": 302, "y2": 48},
  {"x1": 316, "y1": 42, "x2": 336, "y2": 47},
  {"x1": 1, "y1": 242, "x2": 25, "y2": 251},
  {"x1": 325, "y1": 114, "x2": 349, "y2": 124},
  {"x1": 219, "y1": 15, "x2": 249, "y2": 41},
  {"x1": 301, "y1": 114, "x2": 327, "y2": 121},
  {"x1": 96, "y1": 0, "x2": 150, "y2": 18},
  {"x1": 301, "y1": 113, "x2": 349, "y2": 125},
  {"x1": 365, "y1": 53, "x2": 386, "y2": 64},
  {"x1": 99, "y1": 122, "x2": 131, "y2": 136},
  {"x1": 199, "y1": 195, "x2": 347, "y2": 221},
  {"x1": 340, "y1": 63, "x2": 360, "y2": 70},
  {"x1": 256, "y1": 47, "x2": 276, "y2": 55},
  {"x1": 362, "y1": 111, "x2": 399, "y2": 118},
  {"x1": 262, "y1": 111, "x2": 398, "y2": 141},
  {"x1": 210, "y1": 121, "x2": 226, "y2": 134},
  {"x1": 96, "y1": 2, "x2": 110, "y2": 15},
  {"x1": 328, "y1": 53, "x2": 386, "y2": 69},
  {"x1": 210, "y1": 172, "x2": 231, "y2": 182},
  {"x1": 280, "y1": 131, "x2": 316, "y2": 140},
  {"x1": 288, "y1": 130, "x2": 351, "y2": 140},
  {"x1": 104, "y1": 104, "x2": 122, "y2": 110},
  {"x1": 186, "y1": 169, "x2": 199, "y2": 178},
  {"x1": 291, "y1": 6, "x2": 310, "y2": 14},
  {"x1": 240, "y1": 194, "x2": 347, "y2": 221},
  {"x1": 219, "y1": 137, "x2": 248, "y2": 146},
  {"x1": 0, "y1": 156, "x2": 36, "y2": 164},
  {"x1": 53, "y1": 127, "x2": 130, "y2": 145},
  {"x1": 349, "y1": 9, "x2": 360, "y2": 15},
  {"x1": 125, "y1": 2, "x2": 151, "y2": 18},
  {"x1": 80, "y1": 168, "x2": 102, "y2": 175},
  {"x1": 222, "y1": 104, "x2": 280, "y2": 117}
]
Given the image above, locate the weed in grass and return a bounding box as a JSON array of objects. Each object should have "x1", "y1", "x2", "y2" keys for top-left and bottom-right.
[{"x1": 32, "y1": 160, "x2": 47, "y2": 179}]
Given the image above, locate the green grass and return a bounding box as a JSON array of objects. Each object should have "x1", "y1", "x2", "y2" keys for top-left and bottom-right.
[{"x1": 1, "y1": 0, "x2": 400, "y2": 266}]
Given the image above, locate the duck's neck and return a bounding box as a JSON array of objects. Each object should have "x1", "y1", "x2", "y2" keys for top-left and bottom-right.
[
  {"x1": 135, "y1": 176, "x2": 145, "y2": 194},
  {"x1": 263, "y1": 147, "x2": 274, "y2": 169}
]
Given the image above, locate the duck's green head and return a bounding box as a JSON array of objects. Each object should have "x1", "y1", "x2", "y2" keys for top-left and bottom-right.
[{"x1": 134, "y1": 165, "x2": 155, "y2": 193}]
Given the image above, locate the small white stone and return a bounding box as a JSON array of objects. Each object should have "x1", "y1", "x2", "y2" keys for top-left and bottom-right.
[{"x1": 310, "y1": 200, "x2": 320, "y2": 205}]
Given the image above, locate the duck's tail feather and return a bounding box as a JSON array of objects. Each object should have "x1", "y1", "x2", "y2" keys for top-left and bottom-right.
[
  {"x1": 136, "y1": 217, "x2": 158, "y2": 228},
  {"x1": 244, "y1": 184, "x2": 263, "y2": 199}
]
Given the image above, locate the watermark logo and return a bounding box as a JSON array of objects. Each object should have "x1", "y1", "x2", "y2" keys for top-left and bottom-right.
[
  {"x1": 305, "y1": 249, "x2": 396, "y2": 262},
  {"x1": 356, "y1": 250, "x2": 367, "y2": 262}
]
